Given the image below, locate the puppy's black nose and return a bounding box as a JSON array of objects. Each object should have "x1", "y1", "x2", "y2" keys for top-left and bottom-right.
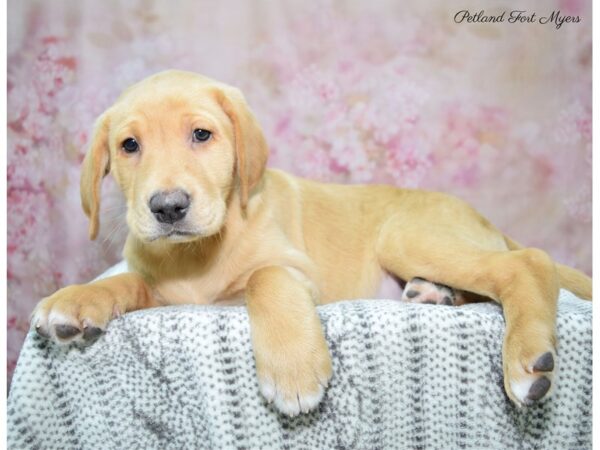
[{"x1": 149, "y1": 190, "x2": 190, "y2": 224}]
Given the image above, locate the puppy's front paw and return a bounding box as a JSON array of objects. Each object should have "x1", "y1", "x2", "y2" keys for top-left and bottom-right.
[
  {"x1": 31, "y1": 284, "x2": 120, "y2": 345},
  {"x1": 402, "y1": 277, "x2": 463, "y2": 305},
  {"x1": 254, "y1": 335, "x2": 332, "y2": 416}
]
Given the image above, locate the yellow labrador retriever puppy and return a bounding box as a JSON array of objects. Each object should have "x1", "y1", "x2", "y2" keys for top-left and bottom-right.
[{"x1": 32, "y1": 70, "x2": 592, "y2": 416}]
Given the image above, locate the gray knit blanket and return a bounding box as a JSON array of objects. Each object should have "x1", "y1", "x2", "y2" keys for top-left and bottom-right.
[{"x1": 8, "y1": 290, "x2": 591, "y2": 449}]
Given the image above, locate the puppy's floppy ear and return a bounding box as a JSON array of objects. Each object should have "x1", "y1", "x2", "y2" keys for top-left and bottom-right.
[
  {"x1": 214, "y1": 87, "x2": 269, "y2": 209},
  {"x1": 80, "y1": 111, "x2": 111, "y2": 240}
]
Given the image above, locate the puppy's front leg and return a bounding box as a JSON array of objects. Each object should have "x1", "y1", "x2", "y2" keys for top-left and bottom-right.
[
  {"x1": 246, "y1": 266, "x2": 332, "y2": 416},
  {"x1": 31, "y1": 273, "x2": 158, "y2": 344}
]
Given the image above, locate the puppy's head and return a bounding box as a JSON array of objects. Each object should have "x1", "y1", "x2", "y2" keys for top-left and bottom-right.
[{"x1": 81, "y1": 70, "x2": 268, "y2": 243}]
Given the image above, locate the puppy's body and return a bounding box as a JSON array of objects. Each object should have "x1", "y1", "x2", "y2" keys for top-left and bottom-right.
[
  {"x1": 32, "y1": 70, "x2": 592, "y2": 416},
  {"x1": 128, "y1": 170, "x2": 412, "y2": 306}
]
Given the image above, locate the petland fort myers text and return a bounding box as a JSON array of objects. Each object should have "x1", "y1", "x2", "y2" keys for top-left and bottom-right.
[{"x1": 454, "y1": 10, "x2": 581, "y2": 29}]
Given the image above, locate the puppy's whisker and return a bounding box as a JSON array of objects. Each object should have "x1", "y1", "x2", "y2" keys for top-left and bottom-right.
[
  {"x1": 101, "y1": 204, "x2": 128, "y2": 213},
  {"x1": 102, "y1": 217, "x2": 128, "y2": 247}
]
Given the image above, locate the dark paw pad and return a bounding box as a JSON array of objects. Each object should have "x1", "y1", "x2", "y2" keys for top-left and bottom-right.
[
  {"x1": 54, "y1": 324, "x2": 81, "y2": 339},
  {"x1": 405, "y1": 290, "x2": 419, "y2": 299},
  {"x1": 83, "y1": 326, "x2": 104, "y2": 341},
  {"x1": 526, "y1": 376, "x2": 551, "y2": 404},
  {"x1": 533, "y1": 352, "x2": 554, "y2": 372},
  {"x1": 35, "y1": 325, "x2": 50, "y2": 339}
]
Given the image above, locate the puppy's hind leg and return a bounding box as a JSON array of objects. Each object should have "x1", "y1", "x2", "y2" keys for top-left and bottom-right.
[{"x1": 376, "y1": 215, "x2": 559, "y2": 407}]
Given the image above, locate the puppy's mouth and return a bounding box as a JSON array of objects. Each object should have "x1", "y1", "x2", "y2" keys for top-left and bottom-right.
[
  {"x1": 132, "y1": 204, "x2": 226, "y2": 243},
  {"x1": 147, "y1": 228, "x2": 202, "y2": 242}
]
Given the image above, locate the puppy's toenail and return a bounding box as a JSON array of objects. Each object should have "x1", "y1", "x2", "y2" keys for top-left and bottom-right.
[
  {"x1": 35, "y1": 326, "x2": 50, "y2": 339},
  {"x1": 443, "y1": 296, "x2": 453, "y2": 305},
  {"x1": 83, "y1": 326, "x2": 104, "y2": 340},
  {"x1": 533, "y1": 352, "x2": 554, "y2": 372},
  {"x1": 55, "y1": 324, "x2": 81, "y2": 339},
  {"x1": 526, "y1": 376, "x2": 551, "y2": 403},
  {"x1": 405, "y1": 290, "x2": 419, "y2": 298}
]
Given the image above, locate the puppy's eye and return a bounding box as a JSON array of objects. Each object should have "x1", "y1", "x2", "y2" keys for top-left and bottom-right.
[
  {"x1": 122, "y1": 138, "x2": 139, "y2": 153},
  {"x1": 193, "y1": 129, "x2": 211, "y2": 143}
]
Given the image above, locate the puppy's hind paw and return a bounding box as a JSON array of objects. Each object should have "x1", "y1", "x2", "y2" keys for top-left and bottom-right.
[
  {"x1": 505, "y1": 344, "x2": 556, "y2": 407},
  {"x1": 401, "y1": 277, "x2": 462, "y2": 305}
]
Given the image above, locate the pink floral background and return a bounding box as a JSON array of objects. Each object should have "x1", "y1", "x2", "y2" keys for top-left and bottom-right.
[{"x1": 7, "y1": 0, "x2": 591, "y2": 386}]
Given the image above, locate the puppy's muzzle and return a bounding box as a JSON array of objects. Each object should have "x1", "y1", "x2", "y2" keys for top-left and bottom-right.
[{"x1": 149, "y1": 190, "x2": 190, "y2": 224}]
